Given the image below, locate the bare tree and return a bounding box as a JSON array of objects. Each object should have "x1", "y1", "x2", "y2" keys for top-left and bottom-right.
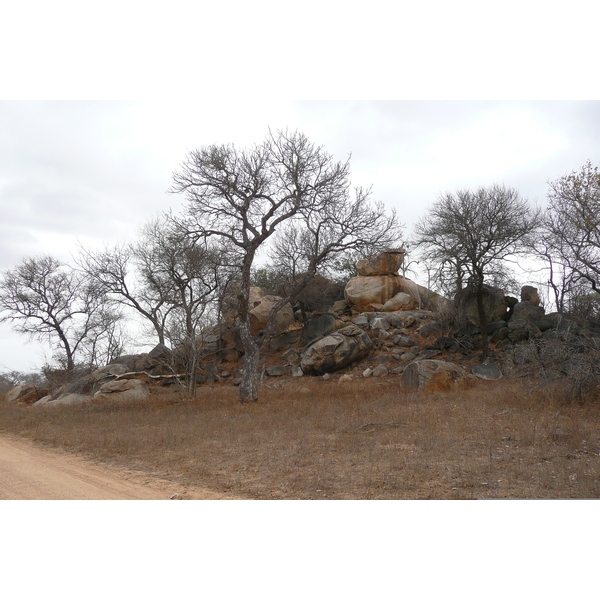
[
  {"x1": 414, "y1": 184, "x2": 538, "y2": 359},
  {"x1": 78, "y1": 308, "x2": 130, "y2": 370},
  {"x1": 527, "y1": 221, "x2": 577, "y2": 314},
  {"x1": 0, "y1": 255, "x2": 121, "y2": 371},
  {"x1": 141, "y1": 217, "x2": 222, "y2": 396},
  {"x1": 264, "y1": 191, "x2": 402, "y2": 328},
  {"x1": 539, "y1": 160, "x2": 600, "y2": 307},
  {"x1": 170, "y1": 129, "x2": 401, "y2": 402},
  {"x1": 77, "y1": 239, "x2": 173, "y2": 346}
]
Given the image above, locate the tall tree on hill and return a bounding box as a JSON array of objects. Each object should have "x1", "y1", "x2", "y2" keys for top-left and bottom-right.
[
  {"x1": 170, "y1": 129, "x2": 401, "y2": 402},
  {"x1": 415, "y1": 184, "x2": 537, "y2": 359}
]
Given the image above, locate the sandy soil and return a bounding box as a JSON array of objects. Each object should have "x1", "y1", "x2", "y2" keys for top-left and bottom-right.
[{"x1": 0, "y1": 434, "x2": 240, "y2": 500}]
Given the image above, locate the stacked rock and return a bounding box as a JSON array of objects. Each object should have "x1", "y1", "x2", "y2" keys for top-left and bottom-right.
[{"x1": 344, "y1": 249, "x2": 433, "y2": 313}]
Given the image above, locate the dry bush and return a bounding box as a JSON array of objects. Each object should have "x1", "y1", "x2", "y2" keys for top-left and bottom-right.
[
  {"x1": 512, "y1": 330, "x2": 600, "y2": 405},
  {"x1": 2, "y1": 376, "x2": 600, "y2": 499}
]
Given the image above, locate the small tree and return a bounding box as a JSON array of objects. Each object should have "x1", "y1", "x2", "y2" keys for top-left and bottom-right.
[
  {"x1": 415, "y1": 184, "x2": 537, "y2": 358},
  {"x1": 170, "y1": 129, "x2": 401, "y2": 402},
  {"x1": 142, "y1": 217, "x2": 222, "y2": 396},
  {"x1": 0, "y1": 255, "x2": 120, "y2": 371}
]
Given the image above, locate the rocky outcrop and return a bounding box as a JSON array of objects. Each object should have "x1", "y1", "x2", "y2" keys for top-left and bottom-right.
[
  {"x1": 93, "y1": 379, "x2": 150, "y2": 402},
  {"x1": 401, "y1": 360, "x2": 467, "y2": 392},
  {"x1": 5, "y1": 384, "x2": 49, "y2": 404},
  {"x1": 301, "y1": 324, "x2": 372, "y2": 374}
]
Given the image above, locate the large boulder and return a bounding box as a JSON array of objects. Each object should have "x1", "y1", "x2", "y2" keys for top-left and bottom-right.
[
  {"x1": 301, "y1": 324, "x2": 373, "y2": 374},
  {"x1": 93, "y1": 379, "x2": 150, "y2": 402},
  {"x1": 356, "y1": 249, "x2": 405, "y2": 276},
  {"x1": 249, "y1": 294, "x2": 294, "y2": 336},
  {"x1": 510, "y1": 302, "x2": 545, "y2": 323},
  {"x1": 472, "y1": 360, "x2": 503, "y2": 380},
  {"x1": 401, "y1": 360, "x2": 467, "y2": 392},
  {"x1": 381, "y1": 292, "x2": 412, "y2": 312},
  {"x1": 455, "y1": 285, "x2": 509, "y2": 326},
  {"x1": 5, "y1": 384, "x2": 49, "y2": 404},
  {"x1": 46, "y1": 393, "x2": 94, "y2": 406},
  {"x1": 344, "y1": 275, "x2": 421, "y2": 311},
  {"x1": 520, "y1": 285, "x2": 540, "y2": 306},
  {"x1": 302, "y1": 313, "x2": 345, "y2": 346},
  {"x1": 90, "y1": 363, "x2": 130, "y2": 380}
]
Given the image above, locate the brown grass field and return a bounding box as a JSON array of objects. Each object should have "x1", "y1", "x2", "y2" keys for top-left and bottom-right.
[{"x1": 2, "y1": 376, "x2": 600, "y2": 499}]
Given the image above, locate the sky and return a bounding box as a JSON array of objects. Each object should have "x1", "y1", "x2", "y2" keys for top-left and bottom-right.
[
  {"x1": 0, "y1": 1, "x2": 599, "y2": 376},
  {"x1": 1, "y1": 99, "x2": 599, "y2": 372}
]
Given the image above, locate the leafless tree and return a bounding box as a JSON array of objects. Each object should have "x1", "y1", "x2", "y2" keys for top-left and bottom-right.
[
  {"x1": 78, "y1": 308, "x2": 130, "y2": 370},
  {"x1": 77, "y1": 239, "x2": 174, "y2": 346},
  {"x1": 141, "y1": 217, "x2": 223, "y2": 396},
  {"x1": 170, "y1": 129, "x2": 401, "y2": 402},
  {"x1": 527, "y1": 222, "x2": 577, "y2": 314},
  {"x1": 537, "y1": 160, "x2": 600, "y2": 310},
  {"x1": 264, "y1": 191, "x2": 402, "y2": 326},
  {"x1": 414, "y1": 184, "x2": 538, "y2": 358},
  {"x1": 0, "y1": 255, "x2": 122, "y2": 371}
]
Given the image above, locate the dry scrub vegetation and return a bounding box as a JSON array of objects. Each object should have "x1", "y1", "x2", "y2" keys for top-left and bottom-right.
[{"x1": 2, "y1": 376, "x2": 600, "y2": 499}]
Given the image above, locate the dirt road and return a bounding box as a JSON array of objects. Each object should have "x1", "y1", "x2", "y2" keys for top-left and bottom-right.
[{"x1": 0, "y1": 434, "x2": 238, "y2": 500}]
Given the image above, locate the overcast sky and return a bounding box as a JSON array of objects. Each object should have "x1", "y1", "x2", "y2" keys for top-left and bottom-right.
[
  {"x1": 1, "y1": 100, "x2": 599, "y2": 372},
  {"x1": 1, "y1": 0, "x2": 600, "y2": 373}
]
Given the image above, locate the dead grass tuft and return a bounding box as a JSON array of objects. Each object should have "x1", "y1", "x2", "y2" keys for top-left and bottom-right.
[{"x1": 2, "y1": 376, "x2": 600, "y2": 499}]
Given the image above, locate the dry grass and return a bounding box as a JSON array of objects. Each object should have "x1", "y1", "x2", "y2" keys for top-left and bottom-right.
[{"x1": 2, "y1": 376, "x2": 600, "y2": 499}]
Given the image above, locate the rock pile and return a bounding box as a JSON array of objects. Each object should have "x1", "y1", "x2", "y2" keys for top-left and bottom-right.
[{"x1": 5, "y1": 249, "x2": 593, "y2": 406}]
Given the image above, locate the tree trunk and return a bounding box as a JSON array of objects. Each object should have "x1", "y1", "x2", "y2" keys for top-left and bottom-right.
[
  {"x1": 187, "y1": 334, "x2": 199, "y2": 399},
  {"x1": 239, "y1": 320, "x2": 259, "y2": 402},
  {"x1": 475, "y1": 283, "x2": 489, "y2": 360},
  {"x1": 56, "y1": 327, "x2": 75, "y2": 371},
  {"x1": 238, "y1": 249, "x2": 260, "y2": 402}
]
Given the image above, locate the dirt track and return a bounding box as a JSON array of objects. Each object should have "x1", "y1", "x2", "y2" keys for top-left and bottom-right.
[{"x1": 0, "y1": 434, "x2": 238, "y2": 500}]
